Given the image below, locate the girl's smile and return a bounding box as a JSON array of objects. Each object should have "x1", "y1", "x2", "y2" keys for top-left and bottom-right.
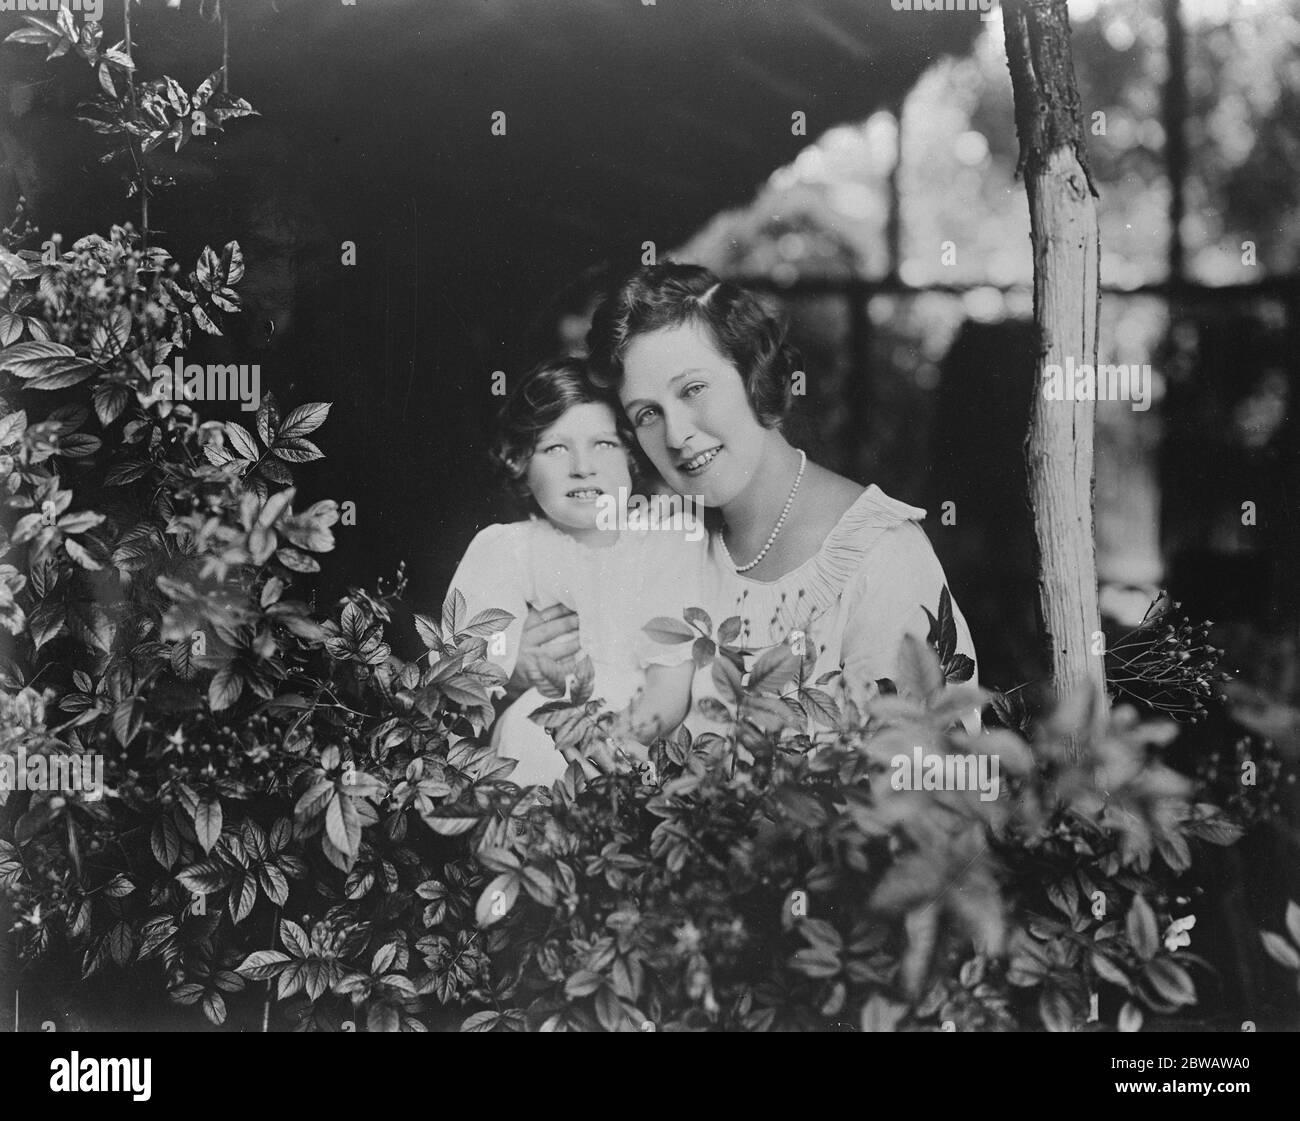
[{"x1": 524, "y1": 401, "x2": 632, "y2": 541}]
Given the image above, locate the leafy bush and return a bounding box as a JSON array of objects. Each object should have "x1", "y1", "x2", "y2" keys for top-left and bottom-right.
[{"x1": 0, "y1": 222, "x2": 1248, "y2": 1032}]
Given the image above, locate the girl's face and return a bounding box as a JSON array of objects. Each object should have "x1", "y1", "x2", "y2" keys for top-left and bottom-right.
[
  {"x1": 619, "y1": 319, "x2": 768, "y2": 508},
  {"x1": 524, "y1": 401, "x2": 632, "y2": 536}
]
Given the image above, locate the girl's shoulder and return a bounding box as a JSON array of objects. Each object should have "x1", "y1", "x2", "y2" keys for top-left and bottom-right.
[
  {"x1": 455, "y1": 519, "x2": 547, "y2": 574},
  {"x1": 464, "y1": 519, "x2": 545, "y2": 550}
]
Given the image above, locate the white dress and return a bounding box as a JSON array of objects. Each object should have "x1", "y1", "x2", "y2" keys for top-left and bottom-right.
[
  {"x1": 686, "y1": 485, "x2": 979, "y2": 734},
  {"x1": 446, "y1": 519, "x2": 705, "y2": 785}
]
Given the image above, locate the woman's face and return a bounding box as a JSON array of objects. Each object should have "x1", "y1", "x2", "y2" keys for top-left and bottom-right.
[
  {"x1": 524, "y1": 401, "x2": 631, "y2": 535},
  {"x1": 619, "y1": 319, "x2": 768, "y2": 508}
]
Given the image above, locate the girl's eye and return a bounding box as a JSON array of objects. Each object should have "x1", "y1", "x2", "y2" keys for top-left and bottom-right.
[
  {"x1": 541, "y1": 444, "x2": 566, "y2": 455},
  {"x1": 595, "y1": 439, "x2": 621, "y2": 450},
  {"x1": 634, "y1": 407, "x2": 660, "y2": 428}
]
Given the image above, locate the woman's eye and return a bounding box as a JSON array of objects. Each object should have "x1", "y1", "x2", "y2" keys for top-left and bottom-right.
[
  {"x1": 682, "y1": 382, "x2": 705, "y2": 399},
  {"x1": 634, "y1": 408, "x2": 660, "y2": 428}
]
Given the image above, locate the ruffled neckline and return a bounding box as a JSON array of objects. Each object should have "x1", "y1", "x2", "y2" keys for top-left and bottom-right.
[
  {"x1": 707, "y1": 484, "x2": 926, "y2": 632},
  {"x1": 531, "y1": 515, "x2": 641, "y2": 558}
]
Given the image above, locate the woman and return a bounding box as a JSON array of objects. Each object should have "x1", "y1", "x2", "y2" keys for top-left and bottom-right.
[{"x1": 581, "y1": 262, "x2": 979, "y2": 715}]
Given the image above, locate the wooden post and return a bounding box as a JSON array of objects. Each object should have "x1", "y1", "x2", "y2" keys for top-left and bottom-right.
[{"x1": 1002, "y1": 0, "x2": 1106, "y2": 751}]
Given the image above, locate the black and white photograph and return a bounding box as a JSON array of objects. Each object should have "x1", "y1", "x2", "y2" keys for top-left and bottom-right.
[{"x1": 0, "y1": 0, "x2": 1297, "y2": 1067}]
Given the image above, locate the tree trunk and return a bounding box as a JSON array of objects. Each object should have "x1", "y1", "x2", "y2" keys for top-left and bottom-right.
[{"x1": 1002, "y1": 0, "x2": 1106, "y2": 752}]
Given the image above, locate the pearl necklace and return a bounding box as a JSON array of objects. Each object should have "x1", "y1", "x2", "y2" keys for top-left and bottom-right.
[{"x1": 720, "y1": 449, "x2": 807, "y2": 574}]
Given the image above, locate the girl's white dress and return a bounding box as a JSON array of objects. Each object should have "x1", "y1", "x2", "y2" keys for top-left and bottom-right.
[
  {"x1": 446, "y1": 519, "x2": 704, "y2": 785},
  {"x1": 686, "y1": 485, "x2": 979, "y2": 733}
]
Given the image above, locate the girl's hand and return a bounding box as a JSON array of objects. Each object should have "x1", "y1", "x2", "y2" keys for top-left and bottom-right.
[{"x1": 505, "y1": 603, "x2": 580, "y2": 700}]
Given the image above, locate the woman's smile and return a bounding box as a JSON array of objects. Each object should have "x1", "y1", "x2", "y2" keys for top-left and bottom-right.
[
  {"x1": 619, "y1": 320, "x2": 770, "y2": 509},
  {"x1": 678, "y1": 445, "x2": 723, "y2": 475}
]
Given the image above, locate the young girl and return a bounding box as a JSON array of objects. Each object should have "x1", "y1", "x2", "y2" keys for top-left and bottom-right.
[{"x1": 445, "y1": 357, "x2": 703, "y2": 786}]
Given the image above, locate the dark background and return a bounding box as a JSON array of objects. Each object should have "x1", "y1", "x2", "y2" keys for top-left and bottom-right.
[{"x1": 0, "y1": 0, "x2": 980, "y2": 624}]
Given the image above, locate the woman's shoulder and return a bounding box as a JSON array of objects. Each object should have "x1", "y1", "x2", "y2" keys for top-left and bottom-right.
[
  {"x1": 835, "y1": 497, "x2": 956, "y2": 624},
  {"x1": 812, "y1": 483, "x2": 928, "y2": 568}
]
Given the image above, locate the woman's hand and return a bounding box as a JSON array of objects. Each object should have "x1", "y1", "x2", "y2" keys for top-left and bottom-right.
[{"x1": 503, "y1": 603, "x2": 581, "y2": 701}]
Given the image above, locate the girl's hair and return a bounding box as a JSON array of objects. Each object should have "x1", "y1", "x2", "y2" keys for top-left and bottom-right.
[
  {"x1": 585, "y1": 261, "x2": 801, "y2": 428},
  {"x1": 489, "y1": 356, "x2": 640, "y2": 510}
]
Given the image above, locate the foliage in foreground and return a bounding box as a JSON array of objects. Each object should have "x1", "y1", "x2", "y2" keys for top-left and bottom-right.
[{"x1": 0, "y1": 222, "x2": 1259, "y2": 1032}]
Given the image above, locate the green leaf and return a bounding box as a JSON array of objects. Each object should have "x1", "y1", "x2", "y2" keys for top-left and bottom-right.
[
  {"x1": 64, "y1": 537, "x2": 102, "y2": 571},
  {"x1": 594, "y1": 985, "x2": 627, "y2": 1032},
  {"x1": 0, "y1": 341, "x2": 72, "y2": 378},
  {"x1": 1091, "y1": 952, "x2": 1131, "y2": 990},
  {"x1": 475, "y1": 872, "x2": 519, "y2": 927},
  {"x1": 325, "y1": 793, "x2": 361, "y2": 858},
  {"x1": 225, "y1": 421, "x2": 259, "y2": 460},
  {"x1": 0, "y1": 840, "x2": 24, "y2": 888},
  {"x1": 711, "y1": 655, "x2": 743, "y2": 703},
  {"x1": 275, "y1": 919, "x2": 308, "y2": 959},
  {"x1": 1118, "y1": 1000, "x2": 1144, "y2": 1032},
  {"x1": 26, "y1": 360, "x2": 96, "y2": 391},
  {"x1": 272, "y1": 437, "x2": 324, "y2": 463},
  {"x1": 258, "y1": 863, "x2": 289, "y2": 906},
  {"x1": 102, "y1": 873, "x2": 134, "y2": 898},
  {"x1": 1260, "y1": 930, "x2": 1300, "y2": 970},
  {"x1": 201, "y1": 990, "x2": 227, "y2": 1026},
  {"x1": 193, "y1": 798, "x2": 222, "y2": 855},
  {"x1": 895, "y1": 633, "x2": 944, "y2": 702},
  {"x1": 691, "y1": 636, "x2": 716, "y2": 668},
  {"x1": 0, "y1": 407, "x2": 27, "y2": 444},
  {"x1": 367, "y1": 1003, "x2": 400, "y2": 1033},
  {"x1": 564, "y1": 970, "x2": 604, "y2": 999},
  {"x1": 1037, "y1": 987, "x2": 1078, "y2": 1032},
  {"x1": 789, "y1": 947, "x2": 840, "y2": 979},
  {"x1": 461, "y1": 608, "x2": 514, "y2": 640},
  {"x1": 748, "y1": 641, "x2": 800, "y2": 693},
  {"x1": 278, "y1": 402, "x2": 330, "y2": 439},
  {"x1": 1126, "y1": 895, "x2": 1159, "y2": 962},
  {"x1": 175, "y1": 858, "x2": 231, "y2": 895},
  {"x1": 236, "y1": 949, "x2": 292, "y2": 980},
  {"x1": 191, "y1": 303, "x2": 221, "y2": 335},
  {"x1": 208, "y1": 664, "x2": 243, "y2": 712},
  {"x1": 683, "y1": 606, "x2": 712, "y2": 634},
  {"x1": 642, "y1": 616, "x2": 695, "y2": 644},
  {"x1": 860, "y1": 993, "x2": 907, "y2": 1033},
  {"x1": 1143, "y1": 959, "x2": 1197, "y2": 1007},
  {"x1": 423, "y1": 807, "x2": 481, "y2": 836},
  {"x1": 717, "y1": 616, "x2": 742, "y2": 645},
  {"x1": 169, "y1": 982, "x2": 205, "y2": 1005}
]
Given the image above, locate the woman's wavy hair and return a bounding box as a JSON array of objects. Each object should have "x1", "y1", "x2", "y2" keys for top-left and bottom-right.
[
  {"x1": 585, "y1": 261, "x2": 801, "y2": 429},
  {"x1": 489, "y1": 356, "x2": 643, "y2": 514}
]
